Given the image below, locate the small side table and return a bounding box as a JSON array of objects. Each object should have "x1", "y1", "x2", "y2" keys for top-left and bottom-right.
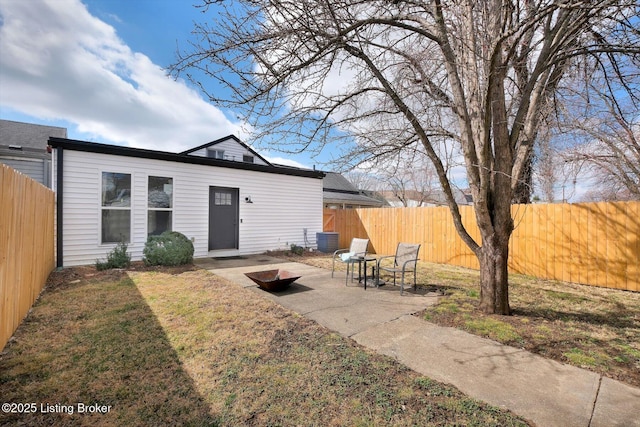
[
  {"x1": 364, "y1": 256, "x2": 379, "y2": 289},
  {"x1": 349, "y1": 256, "x2": 377, "y2": 289}
]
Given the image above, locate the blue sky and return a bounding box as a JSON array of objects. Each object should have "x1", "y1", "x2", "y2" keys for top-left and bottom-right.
[
  {"x1": 0, "y1": 0, "x2": 324, "y2": 169},
  {"x1": 0, "y1": 0, "x2": 614, "y2": 200}
]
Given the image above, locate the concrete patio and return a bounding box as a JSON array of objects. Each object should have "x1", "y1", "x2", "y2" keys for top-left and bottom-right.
[{"x1": 196, "y1": 255, "x2": 640, "y2": 427}]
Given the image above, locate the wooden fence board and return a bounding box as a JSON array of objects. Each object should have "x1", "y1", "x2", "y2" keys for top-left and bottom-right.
[
  {"x1": 593, "y1": 203, "x2": 609, "y2": 288},
  {"x1": 558, "y1": 204, "x2": 569, "y2": 283},
  {"x1": 607, "y1": 203, "x2": 622, "y2": 289},
  {"x1": 577, "y1": 205, "x2": 590, "y2": 285},
  {"x1": 627, "y1": 202, "x2": 639, "y2": 291},
  {"x1": 324, "y1": 201, "x2": 640, "y2": 291},
  {"x1": 1, "y1": 164, "x2": 55, "y2": 350},
  {"x1": 524, "y1": 204, "x2": 535, "y2": 277}
]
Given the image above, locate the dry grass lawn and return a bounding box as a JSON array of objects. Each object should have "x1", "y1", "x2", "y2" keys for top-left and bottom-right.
[{"x1": 0, "y1": 263, "x2": 529, "y2": 426}]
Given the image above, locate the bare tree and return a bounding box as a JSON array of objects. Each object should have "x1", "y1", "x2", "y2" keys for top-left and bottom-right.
[
  {"x1": 343, "y1": 170, "x2": 382, "y2": 193},
  {"x1": 389, "y1": 170, "x2": 440, "y2": 206},
  {"x1": 558, "y1": 78, "x2": 640, "y2": 201},
  {"x1": 365, "y1": 151, "x2": 441, "y2": 206},
  {"x1": 173, "y1": 0, "x2": 640, "y2": 314},
  {"x1": 535, "y1": 124, "x2": 560, "y2": 202},
  {"x1": 386, "y1": 167, "x2": 437, "y2": 207},
  {"x1": 345, "y1": 161, "x2": 441, "y2": 207}
]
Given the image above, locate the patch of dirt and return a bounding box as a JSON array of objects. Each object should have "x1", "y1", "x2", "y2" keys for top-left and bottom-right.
[
  {"x1": 264, "y1": 249, "x2": 331, "y2": 259},
  {"x1": 45, "y1": 262, "x2": 199, "y2": 290}
]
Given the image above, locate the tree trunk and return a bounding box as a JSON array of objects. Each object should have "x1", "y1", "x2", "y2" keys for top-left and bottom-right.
[
  {"x1": 478, "y1": 234, "x2": 511, "y2": 315},
  {"x1": 512, "y1": 150, "x2": 533, "y2": 204}
]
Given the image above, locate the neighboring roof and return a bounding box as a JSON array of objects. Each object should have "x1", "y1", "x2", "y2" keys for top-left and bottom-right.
[
  {"x1": 322, "y1": 172, "x2": 386, "y2": 207},
  {"x1": 0, "y1": 119, "x2": 67, "y2": 150},
  {"x1": 323, "y1": 189, "x2": 386, "y2": 206},
  {"x1": 179, "y1": 135, "x2": 272, "y2": 166},
  {"x1": 49, "y1": 137, "x2": 325, "y2": 179},
  {"x1": 323, "y1": 172, "x2": 359, "y2": 192}
]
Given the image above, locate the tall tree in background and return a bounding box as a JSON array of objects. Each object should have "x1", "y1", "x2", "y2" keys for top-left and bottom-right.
[
  {"x1": 367, "y1": 151, "x2": 441, "y2": 207},
  {"x1": 174, "y1": 0, "x2": 640, "y2": 314},
  {"x1": 535, "y1": 125, "x2": 560, "y2": 202},
  {"x1": 385, "y1": 164, "x2": 439, "y2": 207},
  {"x1": 559, "y1": 78, "x2": 640, "y2": 201}
]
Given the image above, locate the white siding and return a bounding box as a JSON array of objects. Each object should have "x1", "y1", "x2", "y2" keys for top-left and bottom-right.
[
  {"x1": 187, "y1": 137, "x2": 268, "y2": 165},
  {"x1": 55, "y1": 149, "x2": 322, "y2": 266},
  {"x1": 0, "y1": 157, "x2": 49, "y2": 187}
]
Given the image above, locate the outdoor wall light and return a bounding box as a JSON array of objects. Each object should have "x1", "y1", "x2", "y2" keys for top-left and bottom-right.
[{"x1": 245, "y1": 196, "x2": 253, "y2": 203}]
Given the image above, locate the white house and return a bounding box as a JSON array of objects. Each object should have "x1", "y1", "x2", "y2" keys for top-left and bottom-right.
[{"x1": 49, "y1": 136, "x2": 325, "y2": 267}]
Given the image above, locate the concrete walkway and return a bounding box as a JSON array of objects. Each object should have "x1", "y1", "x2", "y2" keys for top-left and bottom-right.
[{"x1": 196, "y1": 256, "x2": 640, "y2": 427}]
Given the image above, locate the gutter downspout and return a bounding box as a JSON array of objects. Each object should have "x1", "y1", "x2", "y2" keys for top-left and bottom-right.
[{"x1": 56, "y1": 147, "x2": 63, "y2": 268}]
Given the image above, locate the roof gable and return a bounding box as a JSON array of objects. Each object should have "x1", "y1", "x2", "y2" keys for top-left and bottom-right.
[
  {"x1": 180, "y1": 135, "x2": 272, "y2": 166},
  {"x1": 48, "y1": 137, "x2": 324, "y2": 179}
]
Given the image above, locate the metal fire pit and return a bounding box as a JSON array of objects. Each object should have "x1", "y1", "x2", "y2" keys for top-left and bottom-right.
[{"x1": 245, "y1": 269, "x2": 301, "y2": 291}]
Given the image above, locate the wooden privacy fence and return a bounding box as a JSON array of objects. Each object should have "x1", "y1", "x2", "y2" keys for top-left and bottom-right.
[
  {"x1": 323, "y1": 201, "x2": 639, "y2": 292},
  {"x1": 1, "y1": 164, "x2": 56, "y2": 350}
]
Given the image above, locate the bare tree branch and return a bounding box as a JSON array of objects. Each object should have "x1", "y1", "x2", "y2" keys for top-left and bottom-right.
[{"x1": 172, "y1": 0, "x2": 640, "y2": 314}]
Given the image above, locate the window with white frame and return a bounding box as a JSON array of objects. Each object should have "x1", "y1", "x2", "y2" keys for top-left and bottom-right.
[
  {"x1": 148, "y1": 176, "x2": 173, "y2": 236},
  {"x1": 101, "y1": 172, "x2": 131, "y2": 243},
  {"x1": 207, "y1": 148, "x2": 225, "y2": 159}
]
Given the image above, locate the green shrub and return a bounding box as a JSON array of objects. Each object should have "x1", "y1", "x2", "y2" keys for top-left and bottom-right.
[
  {"x1": 96, "y1": 241, "x2": 131, "y2": 270},
  {"x1": 143, "y1": 231, "x2": 194, "y2": 266},
  {"x1": 289, "y1": 243, "x2": 304, "y2": 255}
]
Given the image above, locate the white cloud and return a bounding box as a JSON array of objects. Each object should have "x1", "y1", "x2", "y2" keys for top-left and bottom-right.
[{"x1": 0, "y1": 0, "x2": 243, "y2": 152}]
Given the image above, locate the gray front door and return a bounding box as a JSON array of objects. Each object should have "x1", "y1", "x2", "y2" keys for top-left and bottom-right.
[{"x1": 209, "y1": 186, "x2": 239, "y2": 250}]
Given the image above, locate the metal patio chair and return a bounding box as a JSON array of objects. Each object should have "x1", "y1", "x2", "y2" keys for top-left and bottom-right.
[
  {"x1": 331, "y1": 238, "x2": 370, "y2": 284},
  {"x1": 376, "y1": 243, "x2": 421, "y2": 295}
]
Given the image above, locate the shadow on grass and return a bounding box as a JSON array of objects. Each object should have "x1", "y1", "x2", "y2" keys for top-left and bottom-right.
[
  {"x1": 426, "y1": 283, "x2": 637, "y2": 330},
  {"x1": 511, "y1": 306, "x2": 638, "y2": 329},
  {"x1": 0, "y1": 273, "x2": 218, "y2": 426}
]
